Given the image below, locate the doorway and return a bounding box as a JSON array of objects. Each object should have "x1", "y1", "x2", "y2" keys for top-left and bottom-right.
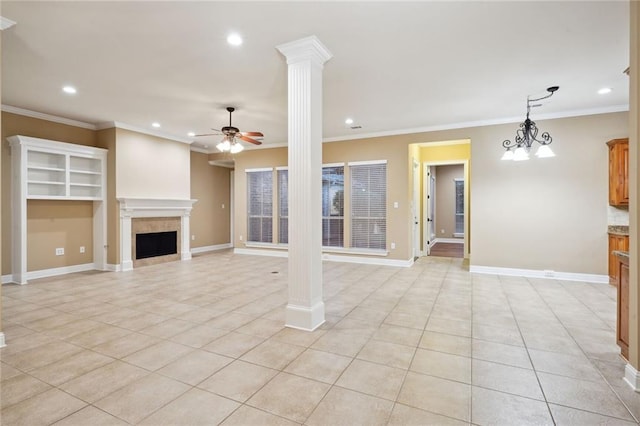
[{"x1": 423, "y1": 161, "x2": 468, "y2": 258}]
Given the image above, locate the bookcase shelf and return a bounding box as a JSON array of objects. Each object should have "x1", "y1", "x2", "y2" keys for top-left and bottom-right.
[{"x1": 8, "y1": 135, "x2": 108, "y2": 284}]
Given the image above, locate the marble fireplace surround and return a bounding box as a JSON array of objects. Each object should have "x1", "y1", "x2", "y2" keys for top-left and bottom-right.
[{"x1": 118, "y1": 198, "x2": 197, "y2": 271}]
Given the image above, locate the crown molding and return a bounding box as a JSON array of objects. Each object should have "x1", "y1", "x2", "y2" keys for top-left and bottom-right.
[
  {"x1": 322, "y1": 104, "x2": 630, "y2": 143},
  {"x1": 0, "y1": 16, "x2": 16, "y2": 31},
  {"x1": 95, "y1": 121, "x2": 193, "y2": 145},
  {"x1": 276, "y1": 35, "x2": 333, "y2": 66},
  {"x1": 1, "y1": 104, "x2": 96, "y2": 130}
]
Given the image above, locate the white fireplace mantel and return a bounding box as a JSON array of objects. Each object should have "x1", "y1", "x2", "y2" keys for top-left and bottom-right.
[{"x1": 118, "y1": 198, "x2": 197, "y2": 271}]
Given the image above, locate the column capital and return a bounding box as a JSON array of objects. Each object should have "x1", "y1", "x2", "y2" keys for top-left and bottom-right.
[{"x1": 276, "y1": 35, "x2": 333, "y2": 67}]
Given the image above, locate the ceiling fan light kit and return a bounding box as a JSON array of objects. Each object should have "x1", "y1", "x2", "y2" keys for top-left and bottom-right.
[
  {"x1": 196, "y1": 107, "x2": 263, "y2": 153},
  {"x1": 501, "y1": 86, "x2": 559, "y2": 161}
]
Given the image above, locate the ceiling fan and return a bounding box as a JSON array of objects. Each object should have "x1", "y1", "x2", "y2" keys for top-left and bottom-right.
[{"x1": 195, "y1": 107, "x2": 263, "y2": 153}]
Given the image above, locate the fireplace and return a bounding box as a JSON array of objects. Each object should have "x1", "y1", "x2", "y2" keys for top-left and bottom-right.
[
  {"x1": 136, "y1": 231, "x2": 177, "y2": 259},
  {"x1": 118, "y1": 198, "x2": 197, "y2": 271}
]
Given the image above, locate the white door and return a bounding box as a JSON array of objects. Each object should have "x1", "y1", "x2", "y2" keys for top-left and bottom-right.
[
  {"x1": 424, "y1": 166, "x2": 436, "y2": 255},
  {"x1": 412, "y1": 160, "x2": 421, "y2": 259}
]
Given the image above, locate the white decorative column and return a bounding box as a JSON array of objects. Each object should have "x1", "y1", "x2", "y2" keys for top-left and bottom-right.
[{"x1": 277, "y1": 36, "x2": 332, "y2": 331}]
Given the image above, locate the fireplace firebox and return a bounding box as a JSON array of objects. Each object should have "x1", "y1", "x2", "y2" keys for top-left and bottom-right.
[{"x1": 136, "y1": 231, "x2": 177, "y2": 260}]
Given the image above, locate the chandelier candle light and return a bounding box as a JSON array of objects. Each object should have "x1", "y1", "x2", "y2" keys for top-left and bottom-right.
[{"x1": 502, "y1": 86, "x2": 559, "y2": 161}]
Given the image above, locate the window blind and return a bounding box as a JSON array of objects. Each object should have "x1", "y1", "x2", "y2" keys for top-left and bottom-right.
[
  {"x1": 247, "y1": 170, "x2": 273, "y2": 243},
  {"x1": 278, "y1": 169, "x2": 288, "y2": 244},
  {"x1": 350, "y1": 163, "x2": 386, "y2": 250},
  {"x1": 322, "y1": 166, "x2": 344, "y2": 247}
]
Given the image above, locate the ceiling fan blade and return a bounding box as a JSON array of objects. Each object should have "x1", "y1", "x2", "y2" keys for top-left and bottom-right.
[
  {"x1": 239, "y1": 135, "x2": 262, "y2": 145},
  {"x1": 241, "y1": 131, "x2": 264, "y2": 137}
]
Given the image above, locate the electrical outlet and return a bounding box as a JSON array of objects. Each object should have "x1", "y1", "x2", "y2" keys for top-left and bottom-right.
[
  {"x1": 441, "y1": 229, "x2": 445, "y2": 234},
  {"x1": 191, "y1": 235, "x2": 195, "y2": 241},
  {"x1": 239, "y1": 235, "x2": 243, "y2": 241},
  {"x1": 393, "y1": 201, "x2": 399, "y2": 208},
  {"x1": 391, "y1": 242, "x2": 396, "y2": 249},
  {"x1": 544, "y1": 270, "x2": 555, "y2": 277},
  {"x1": 222, "y1": 204, "x2": 225, "y2": 209},
  {"x1": 80, "y1": 246, "x2": 85, "y2": 253},
  {"x1": 55, "y1": 248, "x2": 64, "y2": 256}
]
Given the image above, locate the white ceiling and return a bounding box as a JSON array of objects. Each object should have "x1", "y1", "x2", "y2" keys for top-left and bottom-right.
[{"x1": 1, "y1": 1, "x2": 630, "y2": 152}]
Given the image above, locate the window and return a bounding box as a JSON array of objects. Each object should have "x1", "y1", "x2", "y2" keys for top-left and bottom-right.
[
  {"x1": 247, "y1": 169, "x2": 273, "y2": 243},
  {"x1": 454, "y1": 178, "x2": 464, "y2": 237},
  {"x1": 350, "y1": 162, "x2": 386, "y2": 250},
  {"x1": 278, "y1": 169, "x2": 288, "y2": 244},
  {"x1": 322, "y1": 165, "x2": 344, "y2": 247}
]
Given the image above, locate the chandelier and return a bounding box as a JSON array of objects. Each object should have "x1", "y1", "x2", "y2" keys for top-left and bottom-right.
[
  {"x1": 502, "y1": 86, "x2": 559, "y2": 161},
  {"x1": 216, "y1": 136, "x2": 244, "y2": 154}
]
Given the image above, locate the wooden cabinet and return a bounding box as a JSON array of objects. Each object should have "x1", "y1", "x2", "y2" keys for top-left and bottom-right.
[
  {"x1": 608, "y1": 233, "x2": 629, "y2": 285},
  {"x1": 607, "y1": 138, "x2": 629, "y2": 206},
  {"x1": 616, "y1": 252, "x2": 630, "y2": 360}
]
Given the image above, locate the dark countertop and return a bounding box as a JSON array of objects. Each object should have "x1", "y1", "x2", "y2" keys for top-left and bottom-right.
[{"x1": 608, "y1": 225, "x2": 629, "y2": 236}]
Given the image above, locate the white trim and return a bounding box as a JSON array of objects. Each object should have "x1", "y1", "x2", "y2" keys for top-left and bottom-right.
[
  {"x1": 105, "y1": 264, "x2": 121, "y2": 272},
  {"x1": 434, "y1": 238, "x2": 464, "y2": 244},
  {"x1": 347, "y1": 160, "x2": 387, "y2": 166},
  {"x1": 275, "y1": 166, "x2": 288, "y2": 171},
  {"x1": 1, "y1": 16, "x2": 17, "y2": 30},
  {"x1": 0, "y1": 333, "x2": 6, "y2": 348},
  {"x1": 323, "y1": 253, "x2": 413, "y2": 267},
  {"x1": 208, "y1": 160, "x2": 235, "y2": 169},
  {"x1": 96, "y1": 121, "x2": 192, "y2": 145},
  {"x1": 245, "y1": 167, "x2": 273, "y2": 173},
  {"x1": 234, "y1": 247, "x2": 411, "y2": 267},
  {"x1": 2, "y1": 105, "x2": 96, "y2": 130},
  {"x1": 191, "y1": 243, "x2": 233, "y2": 254},
  {"x1": 245, "y1": 242, "x2": 289, "y2": 250},
  {"x1": 469, "y1": 265, "x2": 609, "y2": 284},
  {"x1": 624, "y1": 363, "x2": 640, "y2": 391},
  {"x1": 286, "y1": 302, "x2": 325, "y2": 331},
  {"x1": 453, "y1": 233, "x2": 464, "y2": 238},
  {"x1": 323, "y1": 162, "x2": 345, "y2": 168},
  {"x1": 322, "y1": 105, "x2": 629, "y2": 143},
  {"x1": 322, "y1": 247, "x2": 388, "y2": 257},
  {"x1": 234, "y1": 247, "x2": 289, "y2": 258},
  {"x1": 190, "y1": 145, "x2": 211, "y2": 154},
  {"x1": 27, "y1": 263, "x2": 97, "y2": 281},
  {"x1": 1, "y1": 274, "x2": 14, "y2": 284},
  {"x1": 415, "y1": 139, "x2": 470, "y2": 147}
]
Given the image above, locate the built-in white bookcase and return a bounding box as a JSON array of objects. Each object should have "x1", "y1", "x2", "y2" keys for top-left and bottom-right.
[{"x1": 8, "y1": 135, "x2": 108, "y2": 284}]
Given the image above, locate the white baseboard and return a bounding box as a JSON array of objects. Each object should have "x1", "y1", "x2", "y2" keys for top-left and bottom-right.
[
  {"x1": 323, "y1": 253, "x2": 414, "y2": 267},
  {"x1": 434, "y1": 238, "x2": 464, "y2": 244},
  {"x1": 0, "y1": 332, "x2": 6, "y2": 348},
  {"x1": 234, "y1": 248, "x2": 289, "y2": 258},
  {"x1": 1, "y1": 274, "x2": 13, "y2": 284},
  {"x1": 625, "y1": 363, "x2": 640, "y2": 392},
  {"x1": 191, "y1": 243, "x2": 233, "y2": 254},
  {"x1": 27, "y1": 263, "x2": 97, "y2": 281},
  {"x1": 234, "y1": 247, "x2": 413, "y2": 267},
  {"x1": 469, "y1": 265, "x2": 609, "y2": 284},
  {"x1": 105, "y1": 264, "x2": 122, "y2": 272}
]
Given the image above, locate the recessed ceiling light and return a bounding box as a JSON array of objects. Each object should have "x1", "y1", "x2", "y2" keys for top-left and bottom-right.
[
  {"x1": 62, "y1": 86, "x2": 77, "y2": 94},
  {"x1": 152, "y1": 122, "x2": 161, "y2": 128},
  {"x1": 345, "y1": 118, "x2": 354, "y2": 125},
  {"x1": 598, "y1": 87, "x2": 612, "y2": 95},
  {"x1": 227, "y1": 33, "x2": 243, "y2": 46},
  {"x1": 187, "y1": 132, "x2": 195, "y2": 137}
]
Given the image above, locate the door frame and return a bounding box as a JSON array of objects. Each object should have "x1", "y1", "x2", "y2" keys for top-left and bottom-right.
[
  {"x1": 412, "y1": 159, "x2": 421, "y2": 259},
  {"x1": 423, "y1": 160, "x2": 469, "y2": 258}
]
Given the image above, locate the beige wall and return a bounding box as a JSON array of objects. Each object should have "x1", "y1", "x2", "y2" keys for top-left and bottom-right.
[
  {"x1": 26, "y1": 200, "x2": 94, "y2": 271},
  {"x1": 115, "y1": 128, "x2": 190, "y2": 199},
  {"x1": 223, "y1": 112, "x2": 626, "y2": 273},
  {"x1": 434, "y1": 164, "x2": 464, "y2": 239},
  {"x1": 190, "y1": 152, "x2": 231, "y2": 247},
  {"x1": 1, "y1": 112, "x2": 98, "y2": 275}
]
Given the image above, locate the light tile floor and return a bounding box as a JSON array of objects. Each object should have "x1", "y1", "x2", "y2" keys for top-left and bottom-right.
[{"x1": 1, "y1": 251, "x2": 639, "y2": 425}]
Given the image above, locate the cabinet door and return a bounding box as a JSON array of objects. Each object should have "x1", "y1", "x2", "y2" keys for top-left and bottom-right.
[
  {"x1": 618, "y1": 262, "x2": 630, "y2": 359},
  {"x1": 621, "y1": 143, "x2": 629, "y2": 204},
  {"x1": 608, "y1": 234, "x2": 629, "y2": 285},
  {"x1": 608, "y1": 140, "x2": 629, "y2": 206}
]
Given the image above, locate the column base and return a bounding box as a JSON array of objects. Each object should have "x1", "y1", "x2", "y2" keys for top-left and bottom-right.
[
  {"x1": 625, "y1": 363, "x2": 640, "y2": 391},
  {"x1": 285, "y1": 301, "x2": 325, "y2": 331}
]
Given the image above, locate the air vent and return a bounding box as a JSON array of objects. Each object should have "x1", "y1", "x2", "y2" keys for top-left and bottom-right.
[{"x1": 350, "y1": 126, "x2": 362, "y2": 129}]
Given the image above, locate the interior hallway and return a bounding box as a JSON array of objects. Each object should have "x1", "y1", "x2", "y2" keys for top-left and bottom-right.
[{"x1": 1, "y1": 251, "x2": 639, "y2": 425}]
